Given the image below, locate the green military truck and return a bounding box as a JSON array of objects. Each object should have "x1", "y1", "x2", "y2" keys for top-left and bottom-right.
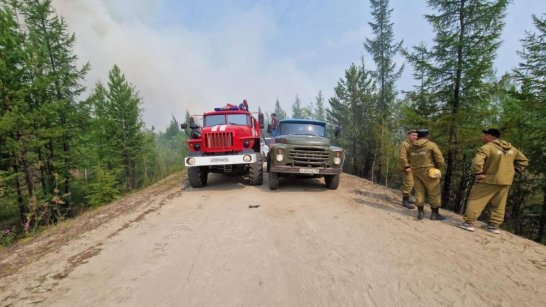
[{"x1": 267, "y1": 119, "x2": 344, "y2": 190}]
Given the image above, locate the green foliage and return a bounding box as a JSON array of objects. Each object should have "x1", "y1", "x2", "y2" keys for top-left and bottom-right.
[
  {"x1": 314, "y1": 91, "x2": 326, "y2": 121},
  {"x1": 328, "y1": 62, "x2": 377, "y2": 179},
  {"x1": 273, "y1": 99, "x2": 287, "y2": 120},
  {"x1": 0, "y1": 1, "x2": 188, "y2": 243},
  {"x1": 87, "y1": 167, "x2": 120, "y2": 207},
  {"x1": 291, "y1": 95, "x2": 306, "y2": 119},
  {"x1": 404, "y1": 0, "x2": 509, "y2": 211},
  {"x1": 0, "y1": 226, "x2": 16, "y2": 246},
  {"x1": 508, "y1": 14, "x2": 546, "y2": 241}
]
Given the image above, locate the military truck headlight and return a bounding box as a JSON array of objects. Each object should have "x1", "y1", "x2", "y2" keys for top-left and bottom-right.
[
  {"x1": 276, "y1": 154, "x2": 284, "y2": 162},
  {"x1": 186, "y1": 158, "x2": 196, "y2": 165},
  {"x1": 334, "y1": 151, "x2": 342, "y2": 165},
  {"x1": 243, "y1": 155, "x2": 252, "y2": 162},
  {"x1": 193, "y1": 143, "x2": 201, "y2": 151},
  {"x1": 243, "y1": 140, "x2": 251, "y2": 148}
]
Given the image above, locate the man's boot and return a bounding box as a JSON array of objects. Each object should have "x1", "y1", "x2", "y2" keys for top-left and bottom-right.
[
  {"x1": 402, "y1": 195, "x2": 415, "y2": 209},
  {"x1": 430, "y1": 207, "x2": 446, "y2": 221},
  {"x1": 417, "y1": 206, "x2": 424, "y2": 220}
]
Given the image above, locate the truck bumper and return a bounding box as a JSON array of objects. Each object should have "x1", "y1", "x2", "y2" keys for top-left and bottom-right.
[
  {"x1": 185, "y1": 153, "x2": 257, "y2": 167},
  {"x1": 270, "y1": 166, "x2": 342, "y2": 175}
]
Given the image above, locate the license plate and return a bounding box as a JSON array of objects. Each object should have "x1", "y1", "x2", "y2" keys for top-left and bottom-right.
[
  {"x1": 299, "y1": 168, "x2": 319, "y2": 174},
  {"x1": 210, "y1": 157, "x2": 229, "y2": 163}
]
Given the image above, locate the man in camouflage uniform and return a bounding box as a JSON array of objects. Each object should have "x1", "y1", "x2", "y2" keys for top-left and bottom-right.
[
  {"x1": 457, "y1": 129, "x2": 529, "y2": 234},
  {"x1": 399, "y1": 129, "x2": 418, "y2": 209},
  {"x1": 408, "y1": 129, "x2": 446, "y2": 220}
]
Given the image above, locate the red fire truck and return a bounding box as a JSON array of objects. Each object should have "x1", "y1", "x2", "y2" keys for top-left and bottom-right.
[{"x1": 181, "y1": 105, "x2": 264, "y2": 188}]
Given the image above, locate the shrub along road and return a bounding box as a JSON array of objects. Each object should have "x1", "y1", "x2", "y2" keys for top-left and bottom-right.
[{"x1": 1, "y1": 172, "x2": 546, "y2": 306}]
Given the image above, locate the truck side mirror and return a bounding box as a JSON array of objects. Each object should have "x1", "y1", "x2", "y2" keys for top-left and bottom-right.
[
  {"x1": 334, "y1": 126, "x2": 341, "y2": 137},
  {"x1": 258, "y1": 113, "x2": 264, "y2": 129},
  {"x1": 190, "y1": 123, "x2": 200, "y2": 129},
  {"x1": 181, "y1": 123, "x2": 188, "y2": 129}
]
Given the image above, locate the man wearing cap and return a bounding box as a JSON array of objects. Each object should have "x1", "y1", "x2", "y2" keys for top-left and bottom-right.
[
  {"x1": 399, "y1": 129, "x2": 418, "y2": 209},
  {"x1": 408, "y1": 129, "x2": 446, "y2": 220},
  {"x1": 457, "y1": 129, "x2": 528, "y2": 233}
]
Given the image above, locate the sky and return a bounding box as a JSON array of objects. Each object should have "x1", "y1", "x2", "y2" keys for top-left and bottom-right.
[{"x1": 50, "y1": 0, "x2": 545, "y2": 131}]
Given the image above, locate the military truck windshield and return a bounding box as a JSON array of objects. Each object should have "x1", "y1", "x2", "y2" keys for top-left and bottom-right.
[
  {"x1": 280, "y1": 122, "x2": 326, "y2": 137},
  {"x1": 204, "y1": 114, "x2": 250, "y2": 127}
]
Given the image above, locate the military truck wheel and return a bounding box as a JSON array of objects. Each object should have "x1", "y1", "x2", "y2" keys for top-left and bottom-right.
[
  {"x1": 249, "y1": 154, "x2": 263, "y2": 185},
  {"x1": 269, "y1": 171, "x2": 279, "y2": 190},
  {"x1": 188, "y1": 167, "x2": 207, "y2": 188},
  {"x1": 324, "y1": 174, "x2": 340, "y2": 190}
]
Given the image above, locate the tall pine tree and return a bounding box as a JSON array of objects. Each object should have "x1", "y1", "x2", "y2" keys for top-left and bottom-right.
[{"x1": 405, "y1": 0, "x2": 509, "y2": 211}]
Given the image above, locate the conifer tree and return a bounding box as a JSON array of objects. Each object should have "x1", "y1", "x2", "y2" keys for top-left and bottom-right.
[
  {"x1": 274, "y1": 99, "x2": 287, "y2": 120},
  {"x1": 314, "y1": 91, "x2": 326, "y2": 121},
  {"x1": 405, "y1": 0, "x2": 509, "y2": 210},
  {"x1": 291, "y1": 95, "x2": 305, "y2": 118},
  {"x1": 20, "y1": 0, "x2": 89, "y2": 212},
  {"x1": 328, "y1": 63, "x2": 376, "y2": 178},
  {"x1": 512, "y1": 14, "x2": 546, "y2": 242},
  {"x1": 364, "y1": 0, "x2": 403, "y2": 184}
]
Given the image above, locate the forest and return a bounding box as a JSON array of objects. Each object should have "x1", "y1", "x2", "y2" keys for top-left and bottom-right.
[
  {"x1": 0, "y1": 0, "x2": 187, "y2": 245},
  {"x1": 1, "y1": 0, "x2": 545, "y2": 245},
  {"x1": 267, "y1": 0, "x2": 546, "y2": 243}
]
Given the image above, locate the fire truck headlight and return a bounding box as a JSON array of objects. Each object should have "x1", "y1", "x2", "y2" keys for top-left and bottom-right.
[
  {"x1": 193, "y1": 143, "x2": 201, "y2": 151},
  {"x1": 243, "y1": 140, "x2": 251, "y2": 148},
  {"x1": 334, "y1": 157, "x2": 341, "y2": 165},
  {"x1": 186, "y1": 158, "x2": 196, "y2": 165},
  {"x1": 243, "y1": 155, "x2": 252, "y2": 162},
  {"x1": 276, "y1": 153, "x2": 284, "y2": 162}
]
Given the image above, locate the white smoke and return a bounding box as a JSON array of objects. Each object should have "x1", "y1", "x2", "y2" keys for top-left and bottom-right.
[{"x1": 51, "y1": 0, "x2": 325, "y2": 130}]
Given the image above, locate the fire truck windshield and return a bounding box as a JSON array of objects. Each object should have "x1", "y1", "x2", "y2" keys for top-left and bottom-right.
[{"x1": 204, "y1": 114, "x2": 250, "y2": 127}]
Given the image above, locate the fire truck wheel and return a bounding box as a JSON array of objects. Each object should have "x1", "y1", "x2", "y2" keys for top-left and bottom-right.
[
  {"x1": 249, "y1": 154, "x2": 263, "y2": 185},
  {"x1": 188, "y1": 167, "x2": 207, "y2": 188},
  {"x1": 269, "y1": 171, "x2": 279, "y2": 190},
  {"x1": 324, "y1": 174, "x2": 340, "y2": 190},
  {"x1": 200, "y1": 167, "x2": 209, "y2": 186}
]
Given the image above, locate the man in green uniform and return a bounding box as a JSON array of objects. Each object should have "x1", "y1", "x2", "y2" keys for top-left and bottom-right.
[
  {"x1": 408, "y1": 129, "x2": 446, "y2": 220},
  {"x1": 400, "y1": 129, "x2": 418, "y2": 209},
  {"x1": 457, "y1": 129, "x2": 529, "y2": 233}
]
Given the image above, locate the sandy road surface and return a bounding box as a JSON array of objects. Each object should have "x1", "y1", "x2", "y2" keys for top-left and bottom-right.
[{"x1": 1, "y1": 172, "x2": 546, "y2": 306}]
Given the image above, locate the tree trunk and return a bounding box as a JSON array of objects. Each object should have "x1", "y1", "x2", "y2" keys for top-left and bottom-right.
[
  {"x1": 12, "y1": 153, "x2": 26, "y2": 226},
  {"x1": 536, "y1": 187, "x2": 546, "y2": 243},
  {"x1": 443, "y1": 0, "x2": 466, "y2": 210}
]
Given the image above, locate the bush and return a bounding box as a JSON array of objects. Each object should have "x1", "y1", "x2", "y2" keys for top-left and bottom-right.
[
  {"x1": 0, "y1": 227, "x2": 16, "y2": 247},
  {"x1": 87, "y1": 167, "x2": 120, "y2": 207}
]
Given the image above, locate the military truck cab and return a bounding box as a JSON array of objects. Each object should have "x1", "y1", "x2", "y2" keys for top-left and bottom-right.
[{"x1": 268, "y1": 119, "x2": 344, "y2": 190}]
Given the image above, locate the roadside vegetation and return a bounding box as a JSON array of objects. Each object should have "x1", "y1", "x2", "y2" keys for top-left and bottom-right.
[
  {"x1": 0, "y1": 0, "x2": 186, "y2": 246},
  {"x1": 1, "y1": 0, "x2": 545, "y2": 245}
]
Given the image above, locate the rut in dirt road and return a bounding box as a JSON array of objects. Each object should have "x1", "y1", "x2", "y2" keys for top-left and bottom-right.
[{"x1": 1, "y1": 173, "x2": 546, "y2": 306}]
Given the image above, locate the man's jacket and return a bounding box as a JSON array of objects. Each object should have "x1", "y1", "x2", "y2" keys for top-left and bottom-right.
[
  {"x1": 409, "y1": 139, "x2": 445, "y2": 170},
  {"x1": 472, "y1": 139, "x2": 529, "y2": 185}
]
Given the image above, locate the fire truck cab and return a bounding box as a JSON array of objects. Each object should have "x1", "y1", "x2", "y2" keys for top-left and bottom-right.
[{"x1": 181, "y1": 105, "x2": 264, "y2": 188}]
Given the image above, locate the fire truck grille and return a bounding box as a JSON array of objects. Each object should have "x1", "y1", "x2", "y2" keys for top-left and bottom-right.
[
  {"x1": 289, "y1": 147, "x2": 330, "y2": 166},
  {"x1": 205, "y1": 132, "x2": 234, "y2": 149}
]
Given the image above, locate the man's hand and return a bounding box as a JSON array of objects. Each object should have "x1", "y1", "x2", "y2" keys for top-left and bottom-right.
[{"x1": 475, "y1": 174, "x2": 487, "y2": 180}]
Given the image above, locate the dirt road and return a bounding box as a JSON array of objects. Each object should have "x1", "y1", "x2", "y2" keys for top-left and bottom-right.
[{"x1": 1, "y1": 172, "x2": 546, "y2": 306}]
